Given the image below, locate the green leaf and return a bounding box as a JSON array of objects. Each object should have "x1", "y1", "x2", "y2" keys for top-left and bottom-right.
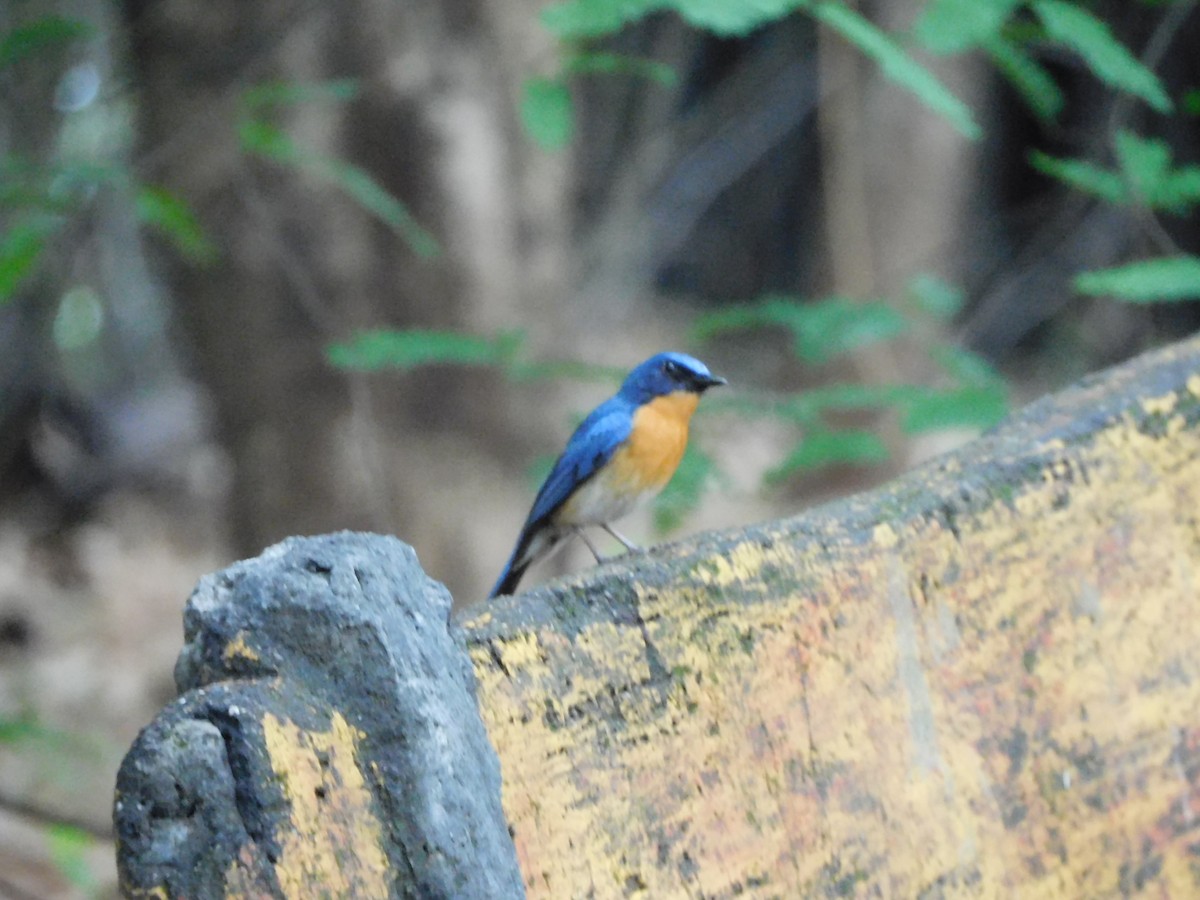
[
  {"x1": 242, "y1": 79, "x2": 359, "y2": 110},
  {"x1": 1113, "y1": 130, "x2": 1200, "y2": 214},
  {"x1": 521, "y1": 77, "x2": 575, "y2": 150},
  {"x1": 914, "y1": 0, "x2": 1021, "y2": 54},
  {"x1": 541, "y1": 0, "x2": 662, "y2": 38},
  {"x1": 1028, "y1": 150, "x2": 1125, "y2": 203},
  {"x1": 542, "y1": 0, "x2": 811, "y2": 39},
  {"x1": 0, "y1": 215, "x2": 60, "y2": 303},
  {"x1": 327, "y1": 329, "x2": 522, "y2": 371},
  {"x1": 1074, "y1": 256, "x2": 1200, "y2": 303},
  {"x1": 908, "y1": 273, "x2": 964, "y2": 319},
  {"x1": 930, "y1": 345, "x2": 1003, "y2": 386},
  {"x1": 0, "y1": 16, "x2": 93, "y2": 68},
  {"x1": 984, "y1": 34, "x2": 1064, "y2": 120},
  {"x1": 46, "y1": 824, "x2": 94, "y2": 891},
  {"x1": 563, "y1": 52, "x2": 678, "y2": 86},
  {"x1": 136, "y1": 186, "x2": 217, "y2": 264},
  {"x1": 240, "y1": 121, "x2": 438, "y2": 257},
  {"x1": 1032, "y1": 0, "x2": 1172, "y2": 113},
  {"x1": 1115, "y1": 130, "x2": 1171, "y2": 202},
  {"x1": 654, "y1": 444, "x2": 715, "y2": 533},
  {"x1": 1185, "y1": 89, "x2": 1200, "y2": 116},
  {"x1": 812, "y1": 2, "x2": 981, "y2": 140},
  {"x1": 0, "y1": 714, "x2": 40, "y2": 743},
  {"x1": 693, "y1": 295, "x2": 908, "y2": 364},
  {"x1": 901, "y1": 384, "x2": 1008, "y2": 433},
  {"x1": 237, "y1": 120, "x2": 303, "y2": 164},
  {"x1": 668, "y1": 0, "x2": 811, "y2": 36},
  {"x1": 315, "y1": 157, "x2": 440, "y2": 257},
  {"x1": 769, "y1": 428, "x2": 889, "y2": 480}
]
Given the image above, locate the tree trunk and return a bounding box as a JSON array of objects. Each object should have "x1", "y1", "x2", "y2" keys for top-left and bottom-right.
[{"x1": 127, "y1": 0, "x2": 570, "y2": 564}]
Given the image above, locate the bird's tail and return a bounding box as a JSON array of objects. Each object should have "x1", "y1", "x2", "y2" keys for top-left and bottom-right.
[
  {"x1": 488, "y1": 553, "x2": 530, "y2": 599},
  {"x1": 488, "y1": 526, "x2": 557, "y2": 599}
]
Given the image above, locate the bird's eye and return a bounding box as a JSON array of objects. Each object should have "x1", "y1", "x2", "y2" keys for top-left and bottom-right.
[{"x1": 662, "y1": 360, "x2": 682, "y2": 378}]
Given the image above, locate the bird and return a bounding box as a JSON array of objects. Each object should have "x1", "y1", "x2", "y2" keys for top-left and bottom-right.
[{"x1": 489, "y1": 351, "x2": 726, "y2": 598}]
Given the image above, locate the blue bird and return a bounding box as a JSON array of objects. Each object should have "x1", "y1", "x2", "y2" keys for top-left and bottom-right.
[{"x1": 489, "y1": 352, "x2": 726, "y2": 598}]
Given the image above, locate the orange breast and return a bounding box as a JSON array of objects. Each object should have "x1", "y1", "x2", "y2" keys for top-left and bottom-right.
[{"x1": 609, "y1": 391, "x2": 699, "y2": 492}]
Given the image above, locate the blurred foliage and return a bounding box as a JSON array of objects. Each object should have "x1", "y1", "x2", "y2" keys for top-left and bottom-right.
[
  {"x1": 0, "y1": 12, "x2": 216, "y2": 304},
  {"x1": 329, "y1": 329, "x2": 524, "y2": 371},
  {"x1": 533, "y1": 0, "x2": 982, "y2": 141},
  {"x1": 523, "y1": 0, "x2": 1178, "y2": 144},
  {"x1": 135, "y1": 186, "x2": 216, "y2": 263},
  {"x1": 691, "y1": 296, "x2": 908, "y2": 364},
  {"x1": 329, "y1": 328, "x2": 625, "y2": 383},
  {"x1": 654, "y1": 445, "x2": 721, "y2": 532},
  {"x1": 328, "y1": 274, "x2": 1010, "y2": 529},
  {"x1": 690, "y1": 278, "x2": 1010, "y2": 484},
  {"x1": 809, "y1": 1, "x2": 980, "y2": 138},
  {"x1": 0, "y1": 157, "x2": 215, "y2": 304},
  {"x1": 3, "y1": 2, "x2": 1196, "y2": 529},
  {"x1": 1034, "y1": 129, "x2": 1200, "y2": 302},
  {"x1": 1030, "y1": 0, "x2": 1172, "y2": 113},
  {"x1": 1075, "y1": 257, "x2": 1200, "y2": 302},
  {"x1": 522, "y1": 78, "x2": 576, "y2": 151},
  {"x1": 522, "y1": 51, "x2": 679, "y2": 150},
  {"x1": 1, "y1": 714, "x2": 105, "y2": 894},
  {"x1": 237, "y1": 79, "x2": 439, "y2": 257},
  {"x1": 524, "y1": 0, "x2": 1198, "y2": 302},
  {"x1": 0, "y1": 15, "x2": 93, "y2": 68},
  {"x1": 1032, "y1": 131, "x2": 1200, "y2": 214},
  {"x1": 46, "y1": 823, "x2": 97, "y2": 894}
]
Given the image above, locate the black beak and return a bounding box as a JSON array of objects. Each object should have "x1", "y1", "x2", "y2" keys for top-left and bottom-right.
[{"x1": 694, "y1": 373, "x2": 727, "y2": 392}]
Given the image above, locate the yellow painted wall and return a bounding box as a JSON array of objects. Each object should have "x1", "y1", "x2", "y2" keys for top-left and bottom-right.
[{"x1": 463, "y1": 337, "x2": 1200, "y2": 898}]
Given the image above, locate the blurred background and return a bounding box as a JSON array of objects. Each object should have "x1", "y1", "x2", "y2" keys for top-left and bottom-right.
[{"x1": 2, "y1": 0, "x2": 1198, "y2": 895}]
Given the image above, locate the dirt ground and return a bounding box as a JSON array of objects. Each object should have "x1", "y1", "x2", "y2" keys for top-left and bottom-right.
[{"x1": 0, "y1": 466, "x2": 230, "y2": 898}]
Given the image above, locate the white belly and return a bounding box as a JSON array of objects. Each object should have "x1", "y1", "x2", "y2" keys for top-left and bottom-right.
[{"x1": 556, "y1": 464, "x2": 655, "y2": 526}]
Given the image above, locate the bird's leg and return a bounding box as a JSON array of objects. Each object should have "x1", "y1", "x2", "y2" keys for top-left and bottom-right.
[
  {"x1": 575, "y1": 528, "x2": 609, "y2": 563},
  {"x1": 602, "y1": 524, "x2": 641, "y2": 554}
]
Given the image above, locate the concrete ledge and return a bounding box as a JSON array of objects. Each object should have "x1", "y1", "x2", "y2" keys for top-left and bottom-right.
[
  {"x1": 115, "y1": 533, "x2": 523, "y2": 899},
  {"x1": 463, "y1": 335, "x2": 1200, "y2": 897},
  {"x1": 114, "y1": 336, "x2": 1200, "y2": 898}
]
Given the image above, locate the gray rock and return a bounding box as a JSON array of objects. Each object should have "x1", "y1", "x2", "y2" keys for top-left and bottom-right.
[{"x1": 115, "y1": 532, "x2": 524, "y2": 899}]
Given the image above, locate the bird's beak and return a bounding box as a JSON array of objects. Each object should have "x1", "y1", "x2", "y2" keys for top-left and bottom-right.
[{"x1": 696, "y1": 373, "x2": 727, "y2": 392}]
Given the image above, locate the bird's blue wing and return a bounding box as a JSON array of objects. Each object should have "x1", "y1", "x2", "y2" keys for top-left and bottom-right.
[{"x1": 524, "y1": 397, "x2": 633, "y2": 528}]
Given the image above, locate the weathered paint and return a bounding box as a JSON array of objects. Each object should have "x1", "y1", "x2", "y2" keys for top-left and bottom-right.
[
  {"x1": 222, "y1": 631, "x2": 260, "y2": 665},
  {"x1": 261, "y1": 711, "x2": 389, "y2": 899},
  {"x1": 125, "y1": 885, "x2": 170, "y2": 899},
  {"x1": 463, "y1": 337, "x2": 1200, "y2": 897}
]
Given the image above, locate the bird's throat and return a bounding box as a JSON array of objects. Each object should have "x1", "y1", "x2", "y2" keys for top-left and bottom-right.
[{"x1": 622, "y1": 390, "x2": 698, "y2": 488}]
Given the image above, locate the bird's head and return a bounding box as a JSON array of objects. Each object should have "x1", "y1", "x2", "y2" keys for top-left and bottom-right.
[{"x1": 619, "y1": 352, "x2": 727, "y2": 404}]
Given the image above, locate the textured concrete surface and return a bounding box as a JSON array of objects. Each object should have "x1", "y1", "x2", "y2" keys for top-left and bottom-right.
[
  {"x1": 463, "y1": 335, "x2": 1200, "y2": 897},
  {"x1": 115, "y1": 533, "x2": 522, "y2": 899}
]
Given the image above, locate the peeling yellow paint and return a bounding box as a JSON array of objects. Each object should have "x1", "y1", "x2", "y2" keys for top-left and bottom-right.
[
  {"x1": 261, "y1": 711, "x2": 389, "y2": 899},
  {"x1": 223, "y1": 631, "x2": 260, "y2": 665},
  {"x1": 465, "y1": 344, "x2": 1200, "y2": 898},
  {"x1": 1140, "y1": 391, "x2": 1180, "y2": 417}
]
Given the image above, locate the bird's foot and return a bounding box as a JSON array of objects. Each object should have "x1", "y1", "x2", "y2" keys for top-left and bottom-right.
[
  {"x1": 576, "y1": 529, "x2": 610, "y2": 563},
  {"x1": 602, "y1": 524, "x2": 642, "y2": 555}
]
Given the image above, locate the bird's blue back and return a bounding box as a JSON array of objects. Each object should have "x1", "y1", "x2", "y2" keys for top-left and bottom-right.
[{"x1": 521, "y1": 395, "x2": 634, "y2": 530}]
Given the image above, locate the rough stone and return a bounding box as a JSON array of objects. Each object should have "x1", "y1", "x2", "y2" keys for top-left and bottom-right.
[{"x1": 115, "y1": 532, "x2": 523, "y2": 899}]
